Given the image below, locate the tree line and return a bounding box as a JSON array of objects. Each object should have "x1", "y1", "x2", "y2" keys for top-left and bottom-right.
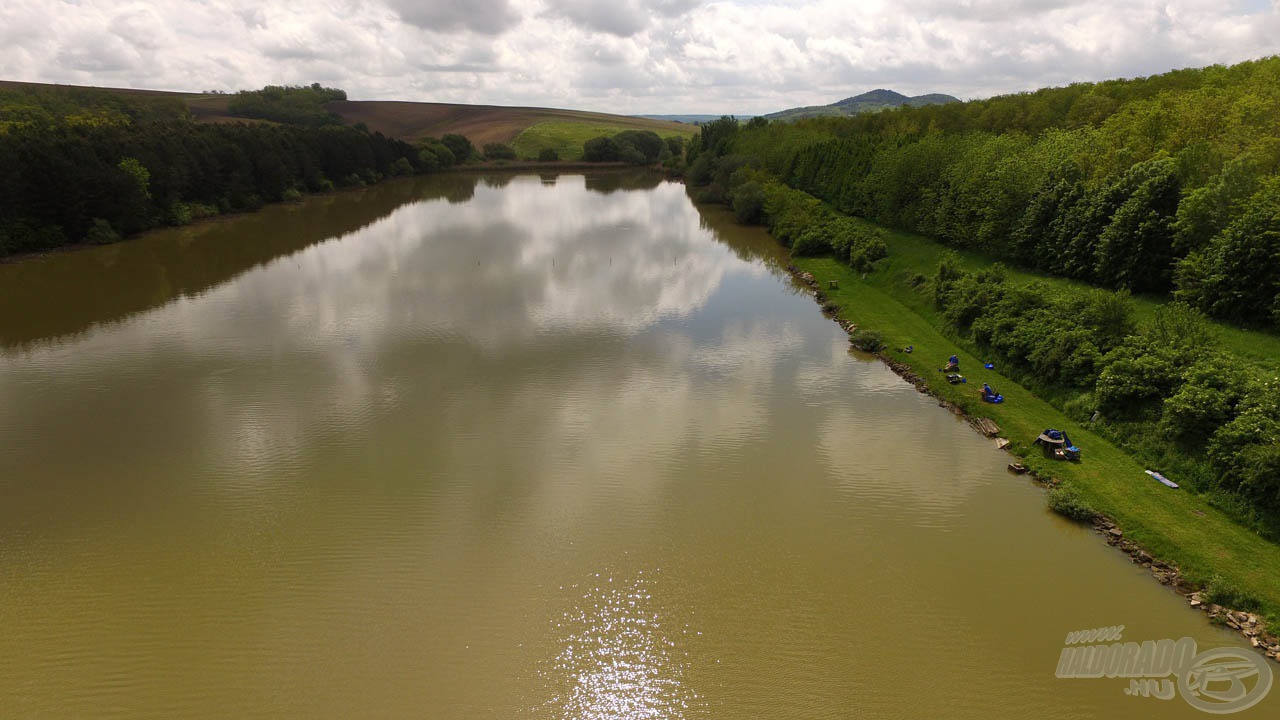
[
  {"x1": 0, "y1": 85, "x2": 438, "y2": 257},
  {"x1": 703, "y1": 56, "x2": 1280, "y2": 329},
  {"x1": 583, "y1": 130, "x2": 684, "y2": 165},
  {"x1": 682, "y1": 58, "x2": 1280, "y2": 529},
  {"x1": 226, "y1": 83, "x2": 348, "y2": 126}
]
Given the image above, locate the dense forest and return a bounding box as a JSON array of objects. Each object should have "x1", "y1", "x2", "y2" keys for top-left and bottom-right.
[
  {"x1": 0, "y1": 85, "x2": 445, "y2": 257},
  {"x1": 692, "y1": 57, "x2": 1280, "y2": 328},
  {"x1": 686, "y1": 57, "x2": 1280, "y2": 526}
]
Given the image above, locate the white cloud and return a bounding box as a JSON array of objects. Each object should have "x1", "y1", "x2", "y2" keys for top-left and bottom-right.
[
  {"x1": 386, "y1": 0, "x2": 521, "y2": 35},
  {"x1": 1, "y1": 0, "x2": 1277, "y2": 114}
]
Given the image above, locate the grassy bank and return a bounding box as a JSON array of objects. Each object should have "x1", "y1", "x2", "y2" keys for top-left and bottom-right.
[
  {"x1": 791, "y1": 250, "x2": 1280, "y2": 623},
  {"x1": 872, "y1": 227, "x2": 1280, "y2": 369}
]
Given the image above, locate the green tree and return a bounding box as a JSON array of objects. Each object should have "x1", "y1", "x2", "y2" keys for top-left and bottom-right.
[
  {"x1": 582, "y1": 136, "x2": 620, "y2": 162},
  {"x1": 1093, "y1": 156, "x2": 1181, "y2": 291},
  {"x1": 441, "y1": 134, "x2": 476, "y2": 163}
]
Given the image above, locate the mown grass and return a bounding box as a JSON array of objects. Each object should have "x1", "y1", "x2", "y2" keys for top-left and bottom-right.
[
  {"x1": 793, "y1": 251, "x2": 1280, "y2": 622},
  {"x1": 511, "y1": 120, "x2": 698, "y2": 161}
]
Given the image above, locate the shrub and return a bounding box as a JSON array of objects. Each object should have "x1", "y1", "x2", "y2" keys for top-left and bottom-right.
[
  {"x1": 791, "y1": 227, "x2": 831, "y2": 256},
  {"x1": 613, "y1": 130, "x2": 664, "y2": 162},
  {"x1": 418, "y1": 140, "x2": 456, "y2": 170},
  {"x1": 687, "y1": 155, "x2": 714, "y2": 185},
  {"x1": 933, "y1": 253, "x2": 967, "y2": 307},
  {"x1": 482, "y1": 143, "x2": 516, "y2": 161},
  {"x1": 84, "y1": 218, "x2": 120, "y2": 245},
  {"x1": 1203, "y1": 574, "x2": 1262, "y2": 612},
  {"x1": 389, "y1": 157, "x2": 414, "y2": 176},
  {"x1": 1048, "y1": 485, "x2": 1096, "y2": 522},
  {"x1": 282, "y1": 187, "x2": 304, "y2": 202},
  {"x1": 618, "y1": 144, "x2": 647, "y2": 165},
  {"x1": 583, "y1": 136, "x2": 620, "y2": 162},
  {"x1": 441, "y1": 133, "x2": 476, "y2": 162},
  {"x1": 844, "y1": 226, "x2": 888, "y2": 273},
  {"x1": 1095, "y1": 339, "x2": 1183, "y2": 417},
  {"x1": 1207, "y1": 382, "x2": 1280, "y2": 510},
  {"x1": 537, "y1": 147, "x2": 559, "y2": 162},
  {"x1": 1145, "y1": 302, "x2": 1212, "y2": 352},
  {"x1": 1158, "y1": 358, "x2": 1254, "y2": 446},
  {"x1": 1062, "y1": 392, "x2": 1098, "y2": 424},
  {"x1": 731, "y1": 181, "x2": 766, "y2": 224},
  {"x1": 167, "y1": 203, "x2": 193, "y2": 226},
  {"x1": 1079, "y1": 289, "x2": 1136, "y2": 351},
  {"x1": 849, "y1": 329, "x2": 883, "y2": 352}
]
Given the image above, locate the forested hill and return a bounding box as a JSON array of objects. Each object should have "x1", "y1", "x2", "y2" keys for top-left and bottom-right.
[
  {"x1": 724, "y1": 56, "x2": 1280, "y2": 329},
  {"x1": 765, "y1": 89, "x2": 959, "y2": 122}
]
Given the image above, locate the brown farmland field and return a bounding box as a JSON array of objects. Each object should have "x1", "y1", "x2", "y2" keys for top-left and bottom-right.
[
  {"x1": 0, "y1": 81, "x2": 694, "y2": 145},
  {"x1": 326, "y1": 100, "x2": 693, "y2": 145}
]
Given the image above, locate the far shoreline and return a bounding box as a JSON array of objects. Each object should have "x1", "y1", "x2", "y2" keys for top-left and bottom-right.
[{"x1": 0, "y1": 163, "x2": 667, "y2": 265}]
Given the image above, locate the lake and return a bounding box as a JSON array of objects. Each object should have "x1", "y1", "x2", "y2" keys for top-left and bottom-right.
[{"x1": 0, "y1": 172, "x2": 1260, "y2": 718}]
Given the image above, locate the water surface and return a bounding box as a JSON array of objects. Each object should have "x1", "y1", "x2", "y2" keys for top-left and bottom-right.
[{"x1": 0, "y1": 172, "x2": 1265, "y2": 718}]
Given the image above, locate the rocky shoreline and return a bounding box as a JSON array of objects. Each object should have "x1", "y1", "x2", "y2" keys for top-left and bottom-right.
[{"x1": 787, "y1": 263, "x2": 1280, "y2": 664}]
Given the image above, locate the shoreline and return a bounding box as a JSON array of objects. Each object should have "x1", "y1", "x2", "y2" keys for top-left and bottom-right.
[
  {"x1": 786, "y1": 263, "x2": 1280, "y2": 664},
  {"x1": 0, "y1": 164, "x2": 664, "y2": 265}
]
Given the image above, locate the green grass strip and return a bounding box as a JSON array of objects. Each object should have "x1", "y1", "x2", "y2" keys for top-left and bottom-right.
[{"x1": 795, "y1": 255, "x2": 1280, "y2": 621}]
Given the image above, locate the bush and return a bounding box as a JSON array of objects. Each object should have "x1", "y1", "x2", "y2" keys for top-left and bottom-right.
[
  {"x1": 1095, "y1": 339, "x2": 1183, "y2": 417},
  {"x1": 731, "y1": 181, "x2": 766, "y2": 224},
  {"x1": 389, "y1": 157, "x2": 414, "y2": 176},
  {"x1": 1063, "y1": 392, "x2": 1098, "y2": 424},
  {"x1": 791, "y1": 227, "x2": 831, "y2": 256},
  {"x1": 441, "y1": 133, "x2": 475, "y2": 163},
  {"x1": 618, "y1": 144, "x2": 647, "y2": 165},
  {"x1": 537, "y1": 147, "x2": 558, "y2": 162},
  {"x1": 167, "y1": 203, "x2": 193, "y2": 226},
  {"x1": 583, "y1": 136, "x2": 620, "y2": 162},
  {"x1": 1207, "y1": 382, "x2": 1280, "y2": 509},
  {"x1": 418, "y1": 140, "x2": 456, "y2": 170},
  {"x1": 849, "y1": 329, "x2": 883, "y2": 352},
  {"x1": 687, "y1": 155, "x2": 714, "y2": 185},
  {"x1": 1048, "y1": 485, "x2": 1097, "y2": 522},
  {"x1": 840, "y1": 224, "x2": 888, "y2": 272},
  {"x1": 613, "y1": 130, "x2": 664, "y2": 163},
  {"x1": 1203, "y1": 574, "x2": 1263, "y2": 612},
  {"x1": 282, "y1": 187, "x2": 304, "y2": 202},
  {"x1": 1158, "y1": 358, "x2": 1254, "y2": 446},
  {"x1": 482, "y1": 143, "x2": 516, "y2": 161},
  {"x1": 84, "y1": 218, "x2": 120, "y2": 245}
]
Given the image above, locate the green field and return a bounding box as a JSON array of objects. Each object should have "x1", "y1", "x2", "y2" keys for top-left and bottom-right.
[
  {"x1": 511, "y1": 120, "x2": 698, "y2": 160},
  {"x1": 792, "y1": 226, "x2": 1280, "y2": 623}
]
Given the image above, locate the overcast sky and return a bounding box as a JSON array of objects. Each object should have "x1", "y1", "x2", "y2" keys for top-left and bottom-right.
[{"x1": 3, "y1": 0, "x2": 1278, "y2": 114}]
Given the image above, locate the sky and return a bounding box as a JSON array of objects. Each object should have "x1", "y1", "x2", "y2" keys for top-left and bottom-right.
[{"x1": 2, "y1": 0, "x2": 1279, "y2": 115}]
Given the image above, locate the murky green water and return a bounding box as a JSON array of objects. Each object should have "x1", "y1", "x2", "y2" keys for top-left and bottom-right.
[{"x1": 0, "y1": 173, "x2": 1269, "y2": 718}]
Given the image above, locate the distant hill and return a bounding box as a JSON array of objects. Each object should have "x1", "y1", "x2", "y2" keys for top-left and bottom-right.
[
  {"x1": 637, "y1": 114, "x2": 753, "y2": 124},
  {"x1": 765, "y1": 89, "x2": 959, "y2": 122},
  {"x1": 324, "y1": 101, "x2": 692, "y2": 145},
  {"x1": 0, "y1": 79, "x2": 693, "y2": 146}
]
